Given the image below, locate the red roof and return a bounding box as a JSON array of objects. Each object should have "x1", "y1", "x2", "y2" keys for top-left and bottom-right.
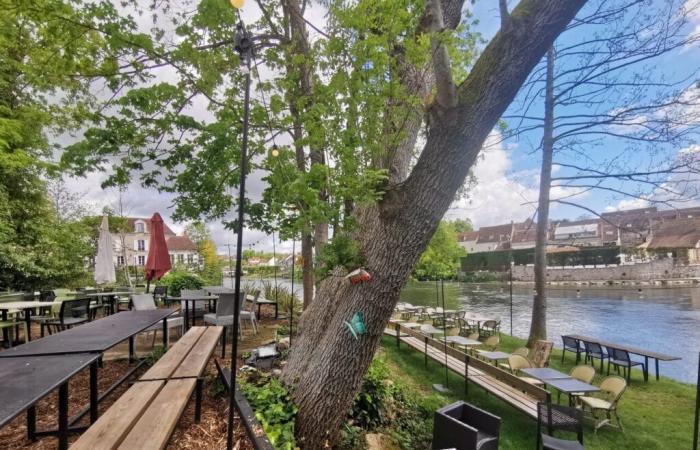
[
  {"x1": 647, "y1": 218, "x2": 700, "y2": 249},
  {"x1": 127, "y1": 217, "x2": 176, "y2": 236},
  {"x1": 458, "y1": 231, "x2": 479, "y2": 242},
  {"x1": 166, "y1": 235, "x2": 198, "y2": 251}
]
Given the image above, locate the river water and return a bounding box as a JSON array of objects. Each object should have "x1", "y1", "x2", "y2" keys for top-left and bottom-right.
[
  {"x1": 236, "y1": 277, "x2": 699, "y2": 383},
  {"x1": 400, "y1": 281, "x2": 700, "y2": 384}
]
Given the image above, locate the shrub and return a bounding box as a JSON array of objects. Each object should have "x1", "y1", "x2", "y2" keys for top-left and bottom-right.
[
  {"x1": 239, "y1": 372, "x2": 297, "y2": 450},
  {"x1": 349, "y1": 358, "x2": 393, "y2": 429},
  {"x1": 159, "y1": 270, "x2": 204, "y2": 296},
  {"x1": 315, "y1": 233, "x2": 364, "y2": 280}
]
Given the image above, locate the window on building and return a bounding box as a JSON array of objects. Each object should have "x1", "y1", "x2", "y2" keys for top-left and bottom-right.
[
  {"x1": 187, "y1": 254, "x2": 194, "y2": 264},
  {"x1": 137, "y1": 240, "x2": 146, "y2": 251},
  {"x1": 138, "y1": 255, "x2": 145, "y2": 266},
  {"x1": 177, "y1": 254, "x2": 184, "y2": 263},
  {"x1": 135, "y1": 222, "x2": 145, "y2": 233},
  {"x1": 117, "y1": 255, "x2": 124, "y2": 265},
  {"x1": 170, "y1": 254, "x2": 175, "y2": 264}
]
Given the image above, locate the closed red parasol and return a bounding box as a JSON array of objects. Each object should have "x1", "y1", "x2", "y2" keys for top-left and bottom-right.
[{"x1": 145, "y1": 213, "x2": 172, "y2": 291}]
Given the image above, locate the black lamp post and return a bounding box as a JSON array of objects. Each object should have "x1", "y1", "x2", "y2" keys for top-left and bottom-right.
[{"x1": 226, "y1": 19, "x2": 254, "y2": 450}]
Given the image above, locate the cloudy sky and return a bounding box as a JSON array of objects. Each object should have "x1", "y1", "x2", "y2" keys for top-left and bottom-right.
[{"x1": 59, "y1": 0, "x2": 700, "y2": 254}]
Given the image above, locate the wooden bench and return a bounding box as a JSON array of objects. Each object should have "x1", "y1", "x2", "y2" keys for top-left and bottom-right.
[
  {"x1": 390, "y1": 324, "x2": 549, "y2": 419},
  {"x1": 71, "y1": 326, "x2": 223, "y2": 450}
]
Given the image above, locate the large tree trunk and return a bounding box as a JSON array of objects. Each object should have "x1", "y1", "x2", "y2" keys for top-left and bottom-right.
[
  {"x1": 281, "y1": 3, "x2": 587, "y2": 448},
  {"x1": 528, "y1": 47, "x2": 555, "y2": 346}
]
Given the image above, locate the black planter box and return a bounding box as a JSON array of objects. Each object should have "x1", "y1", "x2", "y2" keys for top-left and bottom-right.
[{"x1": 432, "y1": 401, "x2": 501, "y2": 450}]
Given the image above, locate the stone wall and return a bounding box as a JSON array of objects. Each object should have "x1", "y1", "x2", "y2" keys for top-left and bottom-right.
[{"x1": 510, "y1": 259, "x2": 700, "y2": 282}]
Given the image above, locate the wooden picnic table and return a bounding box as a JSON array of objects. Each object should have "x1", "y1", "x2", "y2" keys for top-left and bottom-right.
[
  {"x1": 562, "y1": 334, "x2": 681, "y2": 381},
  {"x1": 0, "y1": 301, "x2": 62, "y2": 343}
]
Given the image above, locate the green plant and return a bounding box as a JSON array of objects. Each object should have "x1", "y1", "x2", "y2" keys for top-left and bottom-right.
[
  {"x1": 338, "y1": 424, "x2": 367, "y2": 450},
  {"x1": 349, "y1": 358, "x2": 393, "y2": 429},
  {"x1": 315, "y1": 233, "x2": 364, "y2": 280},
  {"x1": 260, "y1": 280, "x2": 302, "y2": 318},
  {"x1": 159, "y1": 270, "x2": 204, "y2": 296},
  {"x1": 239, "y1": 373, "x2": 298, "y2": 450},
  {"x1": 144, "y1": 346, "x2": 166, "y2": 366}
]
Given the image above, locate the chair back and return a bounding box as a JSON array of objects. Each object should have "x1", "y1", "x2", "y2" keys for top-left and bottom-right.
[
  {"x1": 131, "y1": 294, "x2": 157, "y2": 311},
  {"x1": 512, "y1": 347, "x2": 529, "y2": 358},
  {"x1": 39, "y1": 290, "x2": 56, "y2": 302},
  {"x1": 61, "y1": 298, "x2": 90, "y2": 321},
  {"x1": 562, "y1": 335, "x2": 579, "y2": 350},
  {"x1": 152, "y1": 285, "x2": 167, "y2": 299},
  {"x1": 532, "y1": 340, "x2": 554, "y2": 368},
  {"x1": 583, "y1": 340, "x2": 604, "y2": 355},
  {"x1": 537, "y1": 402, "x2": 583, "y2": 445},
  {"x1": 181, "y1": 289, "x2": 207, "y2": 298},
  {"x1": 570, "y1": 365, "x2": 595, "y2": 384},
  {"x1": 246, "y1": 289, "x2": 261, "y2": 311},
  {"x1": 600, "y1": 375, "x2": 627, "y2": 407},
  {"x1": 216, "y1": 293, "x2": 240, "y2": 317},
  {"x1": 483, "y1": 335, "x2": 499, "y2": 350},
  {"x1": 608, "y1": 347, "x2": 631, "y2": 362},
  {"x1": 467, "y1": 332, "x2": 480, "y2": 340},
  {"x1": 508, "y1": 354, "x2": 532, "y2": 372}
]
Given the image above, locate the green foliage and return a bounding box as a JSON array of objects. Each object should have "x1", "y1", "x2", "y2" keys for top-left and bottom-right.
[
  {"x1": 349, "y1": 358, "x2": 393, "y2": 428},
  {"x1": 413, "y1": 222, "x2": 466, "y2": 280},
  {"x1": 239, "y1": 374, "x2": 298, "y2": 450},
  {"x1": 315, "y1": 233, "x2": 364, "y2": 279},
  {"x1": 198, "y1": 238, "x2": 222, "y2": 285},
  {"x1": 259, "y1": 280, "x2": 302, "y2": 318},
  {"x1": 144, "y1": 346, "x2": 166, "y2": 366},
  {"x1": 158, "y1": 270, "x2": 204, "y2": 296}
]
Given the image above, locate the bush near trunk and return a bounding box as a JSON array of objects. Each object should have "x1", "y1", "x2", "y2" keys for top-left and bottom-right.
[{"x1": 158, "y1": 270, "x2": 204, "y2": 296}]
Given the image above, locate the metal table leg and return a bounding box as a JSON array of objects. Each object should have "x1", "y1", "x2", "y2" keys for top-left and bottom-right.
[
  {"x1": 27, "y1": 406, "x2": 36, "y2": 441},
  {"x1": 2, "y1": 309, "x2": 8, "y2": 347},
  {"x1": 58, "y1": 383, "x2": 69, "y2": 450},
  {"x1": 162, "y1": 318, "x2": 168, "y2": 349},
  {"x1": 90, "y1": 361, "x2": 98, "y2": 423},
  {"x1": 129, "y1": 336, "x2": 135, "y2": 362},
  {"x1": 24, "y1": 307, "x2": 32, "y2": 341},
  {"x1": 655, "y1": 358, "x2": 660, "y2": 381}
]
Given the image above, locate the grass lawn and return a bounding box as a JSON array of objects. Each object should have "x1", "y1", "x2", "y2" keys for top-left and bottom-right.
[{"x1": 379, "y1": 334, "x2": 696, "y2": 449}]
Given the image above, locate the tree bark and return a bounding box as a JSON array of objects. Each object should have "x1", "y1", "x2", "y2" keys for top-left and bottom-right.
[
  {"x1": 282, "y1": 2, "x2": 586, "y2": 448},
  {"x1": 528, "y1": 47, "x2": 555, "y2": 347}
]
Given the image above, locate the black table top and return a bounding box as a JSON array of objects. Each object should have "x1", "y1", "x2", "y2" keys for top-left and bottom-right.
[
  {"x1": 0, "y1": 309, "x2": 175, "y2": 358},
  {"x1": 0, "y1": 353, "x2": 100, "y2": 427}
]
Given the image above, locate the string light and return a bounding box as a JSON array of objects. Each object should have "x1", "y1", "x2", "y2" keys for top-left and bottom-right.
[{"x1": 229, "y1": 0, "x2": 244, "y2": 9}]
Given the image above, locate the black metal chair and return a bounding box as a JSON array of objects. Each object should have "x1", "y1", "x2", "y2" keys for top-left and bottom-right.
[
  {"x1": 152, "y1": 285, "x2": 168, "y2": 304},
  {"x1": 536, "y1": 402, "x2": 584, "y2": 450},
  {"x1": 583, "y1": 340, "x2": 607, "y2": 372},
  {"x1": 480, "y1": 320, "x2": 500, "y2": 337},
  {"x1": 41, "y1": 298, "x2": 91, "y2": 335},
  {"x1": 607, "y1": 347, "x2": 646, "y2": 382},
  {"x1": 31, "y1": 291, "x2": 58, "y2": 337},
  {"x1": 433, "y1": 401, "x2": 500, "y2": 450},
  {"x1": 561, "y1": 336, "x2": 582, "y2": 364}
]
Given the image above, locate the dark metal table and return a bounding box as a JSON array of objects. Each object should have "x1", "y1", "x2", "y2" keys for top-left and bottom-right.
[
  {"x1": 0, "y1": 309, "x2": 176, "y2": 358},
  {"x1": 545, "y1": 378, "x2": 600, "y2": 406},
  {"x1": 0, "y1": 353, "x2": 101, "y2": 450},
  {"x1": 562, "y1": 333, "x2": 680, "y2": 381}
]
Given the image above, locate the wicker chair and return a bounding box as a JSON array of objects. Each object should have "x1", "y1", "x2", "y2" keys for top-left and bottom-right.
[
  {"x1": 532, "y1": 340, "x2": 554, "y2": 368},
  {"x1": 505, "y1": 354, "x2": 543, "y2": 385},
  {"x1": 480, "y1": 320, "x2": 500, "y2": 337},
  {"x1": 580, "y1": 375, "x2": 627, "y2": 432},
  {"x1": 433, "y1": 401, "x2": 501, "y2": 450},
  {"x1": 558, "y1": 365, "x2": 596, "y2": 404},
  {"x1": 499, "y1": 347, "x2": 529, "y2": 370},
  {"x1": 475, "y1": 335, "x2": 500, "y2": 352},
  {"x1": 536, "y1": 402, "x2": 584, "y2": 450}
]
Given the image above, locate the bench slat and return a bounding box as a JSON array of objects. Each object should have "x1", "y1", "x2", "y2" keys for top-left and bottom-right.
[
  {"x1": 140, "y1": 326, "x2": 206, "y2": 381},
  {"x1": 171, "y1": 327, "x2": 223, "y2": 379},
  {"x1": 118, "y1": 378, "x2": 196, "y2": 450},
  {"x1": 71, "y1": 380, "x2": 164, "y2": 450}
]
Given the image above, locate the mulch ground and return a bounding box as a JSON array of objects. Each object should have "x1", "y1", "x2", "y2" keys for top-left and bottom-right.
[{"x1": 0, "y1": 306, "x2": 286, "y2": 450}]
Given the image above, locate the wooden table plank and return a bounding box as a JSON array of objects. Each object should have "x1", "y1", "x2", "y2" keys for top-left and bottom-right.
[
  {"x1": 171, "y1": 327, "x2": 223, "y2": 379},
  {"x1": 140, "y1": 327, "x2": 206, "y2": 381},
  {"x1": 71, "y1": 380, "x2": 164, "y2": 450},
  {"x1": 118, "y1": 378, "x2": 196, "y2": 450}
]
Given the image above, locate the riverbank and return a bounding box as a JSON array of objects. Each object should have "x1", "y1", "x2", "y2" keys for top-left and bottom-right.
[{"x1": 378, "y1": 333, "x2": 696, "y2": 449}]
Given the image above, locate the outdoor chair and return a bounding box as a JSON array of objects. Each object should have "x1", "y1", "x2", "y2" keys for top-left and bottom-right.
[
  {"x1": 532, "y1": 340, "x2": 554, "y2": 368},
  {"x1": 115, "y1": 286, "x2": 133, "y2": 313},
  {"x1": 505, "y1": 354, "x2": 543, "y2": 385},
  {"x1": 31, "y1": 291, "x2": 60, "y2": 337},
  {"x1": 242, "y1": 290, "x2": 260, "y2": 334},
  {"x1": 467, "y1": 332, "x2": 480, "y2": 341},
  {"x1": 558, "y1": 365, "x2": 596, "y2": 404},
  {"x1": 420, "y1": 307, "x2": 436, "y2": 322},
  {"x1": 480, "y1": 320, "x2": 500, "y2": 337},
  {"x1": 203, "y1": 292, "x2": 239, "y2": 357},
  {"x1": 607, "y1": 347, "x2": 646, "y2": 382},
  {"x1": 152, "y1": 285, "x2": 168, "y2": 305},
  {"x1": 499, "y1": 347, "x2": 529, "y2": 370},
  {"x1": 536, "y1": 402, "x2": 584, "y2": 450},
  {"x1": 41, "y1": 298, "x2": 90, "y2": 335},
  {"x1": 583, "y1": 340, "x2": 608, "y2": 372},
  {"x1": 476, "y1": 335, "x2": 500, "y2": 352},
  {"x1": 580, "y1": 375, "x2": 627, "y2": 432},
  {"x1": 432, "y1": 401, "x2": 501, "y2": 450},
  {"x1": 561, "y1": 336, "x2": 582, "y2": 364},
  {"x1": 131, "y1": 294, "x2": 183, "y2": 348},
  {"x1": 0, "y1": 318, "x2": 27, "y2": 347}
]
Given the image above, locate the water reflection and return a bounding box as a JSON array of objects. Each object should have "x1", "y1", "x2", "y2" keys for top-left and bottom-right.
[{"x1": 400, "y1": 281, "x2": 700, "y2": 383}]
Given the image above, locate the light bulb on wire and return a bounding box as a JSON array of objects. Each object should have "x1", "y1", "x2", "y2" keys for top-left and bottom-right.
[{"x1": 230, "y1": 0, "x2": 244, "y2": 9}]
